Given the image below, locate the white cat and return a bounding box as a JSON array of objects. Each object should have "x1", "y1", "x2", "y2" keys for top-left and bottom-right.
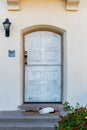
[{"x1": 39, "y1": 107, "x2": 55, "y2": 114}]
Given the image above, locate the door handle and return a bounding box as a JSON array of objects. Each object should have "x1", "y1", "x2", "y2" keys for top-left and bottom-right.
[{"x1": 24, "y1": 51, "x2": 27, "y2": 65}]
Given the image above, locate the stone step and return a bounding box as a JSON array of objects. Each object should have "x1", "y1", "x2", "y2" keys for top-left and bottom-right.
[
  {"x1": 0, "y1": 111, "x2": 59, "y2": 130},
  {"x1": 0, "y1": 117, "x2": 58, "y2": 123},
  {"x1": 0, "y1": 111, "x2": 59, "y2": 124},
  {"x1": 0, "y1": 122, "x2": 56, "y2": 130}
]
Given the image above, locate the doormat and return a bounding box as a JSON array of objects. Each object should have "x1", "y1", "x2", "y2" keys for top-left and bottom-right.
[{"x1": 23, "y1": 111, "x2": 59, "y2": 116}]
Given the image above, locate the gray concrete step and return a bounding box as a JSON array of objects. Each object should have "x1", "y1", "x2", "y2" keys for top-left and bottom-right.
[
  {"x1": 0, "y1": 111, "x2": 59, "y2": 123},
  {"x1": 0, "y1": 123, "x2": 56, "y2": 130},
  {"x1": 0, "y1": 111, "x2": 59, "y2": 130},
  {"x1": 0, "y1": 122, "x2": 56, "y2": 126},
  {"x1": 0, "y1": 117, "x2": 58, "y2": 123}
]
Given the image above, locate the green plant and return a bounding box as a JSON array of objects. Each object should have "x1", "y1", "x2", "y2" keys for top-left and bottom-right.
[
  {"x1": 63, "y1": 101, "x2": 74, "y2": 112},
  {"x1": 75, "y1": 102, "x2": 81, "y2": 109},
  {"x1": 57, "y1": 106, "x2": 87, "y2": 130}
]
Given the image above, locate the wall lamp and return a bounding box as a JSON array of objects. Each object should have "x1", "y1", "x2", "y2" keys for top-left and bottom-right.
[{"x1": 3, "y1": 18, "x2": 11, "y2": 37}]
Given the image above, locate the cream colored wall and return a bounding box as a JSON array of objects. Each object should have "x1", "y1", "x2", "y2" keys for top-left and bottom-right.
[{"x1": 0, "y1": 0, "x2": 87, "y2": 110}]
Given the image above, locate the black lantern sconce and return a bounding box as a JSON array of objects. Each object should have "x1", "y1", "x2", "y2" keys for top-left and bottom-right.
[{"x1": 3, "y1": 18, "x2": 11, "y2": 37}]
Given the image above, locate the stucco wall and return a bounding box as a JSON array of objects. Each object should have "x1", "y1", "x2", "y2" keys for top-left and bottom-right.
[{"x1": 0, "y1": 0, "x2": 87, "y2": 110}]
